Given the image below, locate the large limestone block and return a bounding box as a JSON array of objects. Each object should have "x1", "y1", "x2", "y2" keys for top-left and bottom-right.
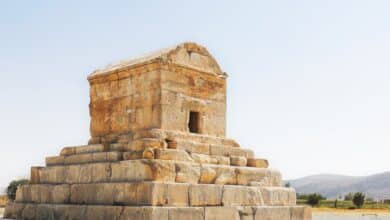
[
  {"x1": 210, "y1": 144, "x2": 254, "y2": 158},
  {"x1": 222, "y1": 185, "x2": 263, "y2": 206},
  {"x1": 30, "y1": 167, "x2": 42, "y2": 184},
  {"x1": 58, "y1": 152, "x2": 122, "y2": 165},
  {"x1": 137, "y1": 182, "x2": 189, "y2": 206},
  {"x1": 16, "y1": 184, "x2": 70, "y2": 204},
  {"x1": 168, "y1": 207, "x2": 204, "y2": 220},
  {"x1": 85, "y1": 206, "x2": 121, "y2": 220},
  {"x1": 230, "y1": 156, "x2": 247, "y2": 166},
  {"x1": 21, "y1": 204, "x2": 37, "y2": 220},
  {"x1": 123, "y1": 148, "x2": 155, "y2": 160},
  {"x1": 199, "y1": 165, "x2": 217, "y2": 183},
  {"x1": 189, "y1": 184, "x2": 222, "y2": 206},
  {"x1": 213, "y1": 165, "x2": 237, "y2": 185},
  {"x1": 261, "y1": 187, "x2": 296, "y2": 206},
  {"x1": 71, "y1": 182, "x2": 189, "y2": 206},
  {"x1": 205, "y1": 207, "x2": 240, "y2": 220},
  {"x1": 93, "y1": 151, "x2": 123, "y2": 162},
  {"x1": 46, "y1": 156, "x2": 65, "y2": 166},
  {"x1": 166, "y1": 183, "x2": 190, "y2": 206},
  {"x1": 64, "y1": 153, "x2": 93, "y2": 165},
  {"x1": 127, "y1": 138, "x2": 166, "y2": 151},
  {"x1": 237, "y1": 206, "x2": 255, "y2": 220},
  {"x1": 158, "y1": 129, "x2": 241, "y2": 148},
  {"x1": 35, "y1": 204, "x2": 55, "y2": 220},
  {"x1": 52, "y1": 184, "x2": 71, "y2": 203},
  {"x1": 174, "y1": 139, "x2": 210, "y2": 155},
  {"x1": 247, "y1": 158, "x2": 269, "y2": 168},
  {"x1": 39, "y1": 166, "x2": 66, "y2": 184},
  {"x1": 175, "y1": 162, "x2": 200, "y2": 183},
  {"x1": 290, "y1": 206, "x2": 312, "y2": 220},
  {"x1": 191, "y1": 153, "x2": 230, "y2": 165},
  {"x1": 199, "y1": 164, "x2": 236, "y2": 185},
  {"x1": 120, "y1": 207, "x2": 168, "y2": 220},
  {"x1": 111, "y1": 160, "x2": 176, "y2": 182},
  {"x1": 236, "y1": 167, "x2": 282, "y2": 186},
  {"x1": 3, "y1": 203, "x2": 25, "y2": 219},
  {"x1": 254, "y1": 206, "x2": 291, "y2": 220},
  {"x1": 70, "y1": 163, "x2": 111, "y2": 183},
  {"x1": 60, "y1": 144, "x2": 105, "y2": 156},
  {"x1": 155, "y1": 148, "x2": 194, "y2": 162}
]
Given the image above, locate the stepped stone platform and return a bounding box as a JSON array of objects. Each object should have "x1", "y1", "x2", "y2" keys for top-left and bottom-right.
[{"x1": 4, "y1": 42, "x2": 311, "y2": 219}]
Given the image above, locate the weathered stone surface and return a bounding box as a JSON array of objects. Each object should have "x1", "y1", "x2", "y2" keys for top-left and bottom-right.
[
  {"x1": 3, "y1": 203, "x2": 25, "y2": 219},
  {"x1": 85, "y1": 206, "x2": 121, "y2": 220},
  {"x1": 174, "y1": 139, "x2": 210, "y2": 155},
  {"x1": 30, "y1": 167, "x2": 42, "y2": 184},
  {"x1": 168, "y1": 207, "x2": 204, "y2": 220},
  {"x1": 60, "y1": 144, "x2": 105, "y2": 156},
  {"x1": 237, "y1": 206, "x2": 255, "y2": 220},
  {"x1": 230, "y1": 156, "x2": 247, "y2": 166},
  {"x1": 155, "y1": 149, "x2": 194, "y2": 162},
  {"x1": 21, "y1": 204, "x2": 36, "y2": 220},
  {"x1": 247, "y1": 158, "x2": 269, "y2": 168},
  {"x1": 52, "y1": 184, "x2": 71, "y2": 203},
  {"x1": 175, "y1": 162, "x2": 200, "y2": 183},
  {"x1": 214, "y1": 166, "x2": 237, "y2": 185},
  {"x1": 236, "y1": 167, "x2": 282, "y2": 186},
  {"x1": 189, "y1": 184, "x2": 222, "y2": 206},
  {"x1": 191, "y1": 153, "x2": 230, "y2": 165},
  {"x1": 15, "y1": 184, "x2": 70, "y2": 204},
  {"x1": 123, "y1": 148, "x2": 155, "y2": 160},
  {"x1": 191, "y1": 153, "x2": 218, "y2": 164},
  {"x1": 222, "y1": 185, "x2": 263, "y2": 206},
  {"x1": 205, "y1": 207, "x2": 240, "y2": 220},
  {"x1": 210, "y1": 144, "x2": 254, "y2": 158},
  {"x1": 46, "y1": 156, "x2": 65, "y2": 166},
  {"x1": 4, "y1": 203, "x2": 310, "y2": 220},
  {"x1": 127, "y1": 138, "x2": 166, "y2": 151},
  {"x1": 254, "y1": 206, "x2": 291, "y2": 220},
  {"x1": 111, "y1": 160, "x2": 176, "y2": 182},
  {"x1": 261, "y1": 187, "x2": 296, "y2": 206},
  {"x1": 290, "y1": 206, "x2": 312, "y2": 220},
  {"x1": 39, "y1": 166, "x2": 66, "y2": 184},
  {"x1": 199, "y1": 165, "x2": 217, "y2": 184},
  {"x1": 71, "y1": 182, "x2": 189, "y2": 206},
  {"x1": 121, "y1": 207, "x2": 169, "y2": 220}
]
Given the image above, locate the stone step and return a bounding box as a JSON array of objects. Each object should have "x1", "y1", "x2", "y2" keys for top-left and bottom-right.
[
  {"x1": 133, "y1": 129, "x2": 240, "y2": 148},
  {"x1": 36, "y1": 159, "x2": 282, "y2": 186},
  {"x1": 4, "y1": 203, "x2": 311, "y2": 220},
  {"x1": 124, "y1": 136, "x2": 254, "y2": 160},
  {"x1": 59, "y1": 144, "x2": 107, "y2": 156},
  {"x1": 170, "y1": 139, "x2": 254, "y2": 158},
  {"x1": 46, "y1": 152, "x2": 123, "y2": 166},
  {"x1": 123, "y1": 149, "x2": 231, "y2": 165},
  {"x1": 15, "y1": 182, "x2": 295, "y2": 207},
  {"x1": 247, "y1": 158, "x2": 269, "y2": 168}
]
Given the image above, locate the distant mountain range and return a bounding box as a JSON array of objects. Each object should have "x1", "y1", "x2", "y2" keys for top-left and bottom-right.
[{"x1": 287, "y1": 171, "x2": 390, "y2": 201}]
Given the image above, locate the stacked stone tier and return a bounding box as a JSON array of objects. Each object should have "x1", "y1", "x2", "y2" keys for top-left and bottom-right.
[
  {"x1": 5, "y1": 203, "x2": 311, "y2": 220},
  {"x1": 4, "y1": 130, "x2": 310, "y2": 219},
  {"x1": 37, "y1": 159, "x2": 280, "y2": 186},
  {"x1": 15, "y1": 182, "x2": 296, "y2": 207}
]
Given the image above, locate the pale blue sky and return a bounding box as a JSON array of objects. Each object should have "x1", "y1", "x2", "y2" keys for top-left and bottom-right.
[{"x1": 1, "y1": 0, "x2": 389, "y2": 191}]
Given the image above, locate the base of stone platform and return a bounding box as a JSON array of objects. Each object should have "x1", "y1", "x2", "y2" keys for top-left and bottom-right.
[{"x1": 4, "y1": 203, "x2": 311, "y2": 220}]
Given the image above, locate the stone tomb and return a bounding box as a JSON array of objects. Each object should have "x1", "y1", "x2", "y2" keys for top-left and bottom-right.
[{"x1": 4, "y1": 42, "x2": 311, "y2": 220}]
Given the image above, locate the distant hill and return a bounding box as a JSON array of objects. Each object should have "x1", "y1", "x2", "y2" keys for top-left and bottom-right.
[{"x1": 287, "y1": 172, "x2": 390, "y2": 201}]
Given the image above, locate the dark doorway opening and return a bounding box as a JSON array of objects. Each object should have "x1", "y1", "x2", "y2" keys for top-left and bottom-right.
[{"x1": 189, "y1": 111, "x2": 200, "y2": 133}]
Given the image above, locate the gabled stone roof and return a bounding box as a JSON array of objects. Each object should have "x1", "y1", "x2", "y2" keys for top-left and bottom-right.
[{"x1": 88, "y1": 42, "x2": 225, "y2": 79}]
